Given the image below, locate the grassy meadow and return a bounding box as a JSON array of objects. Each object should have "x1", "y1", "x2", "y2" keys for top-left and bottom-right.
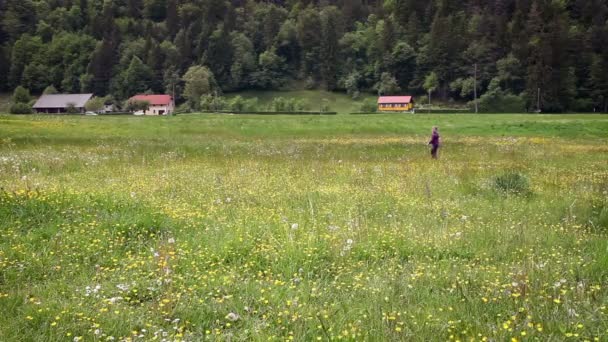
[{"x1": 0, "y1": 113, "x2": 607, "y2": 341}]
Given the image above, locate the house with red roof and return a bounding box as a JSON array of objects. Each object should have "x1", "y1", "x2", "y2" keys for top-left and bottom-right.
[
  {"x1": 129, "y1": 94, "x2": 174, "y2": 115},
  {"x1": 377, "y1": 96, "x2": 414, "y2": 112}
]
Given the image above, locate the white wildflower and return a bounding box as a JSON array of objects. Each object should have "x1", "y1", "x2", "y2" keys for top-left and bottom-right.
[
  {"x1": 226, "y1": 312, "x2": 240, "y2": 321},
  {"x1": 116, "y1": 284, "x2": 129, "y2": 292}
]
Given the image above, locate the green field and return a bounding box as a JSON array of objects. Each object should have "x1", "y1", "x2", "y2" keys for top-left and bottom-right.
[{"x1": 1, "y1": 114, "x2": 607, "y2": 341}]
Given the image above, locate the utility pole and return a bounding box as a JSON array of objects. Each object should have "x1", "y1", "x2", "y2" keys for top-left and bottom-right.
[
  {"x1": 537, "y1": 87, "x2": 541, "y2": 113},
  {"x1": 474, "y1": 63, "x2": 478, "y2": 114},
  {"x1": 172, "y1": 81, "x2": 175, "y2": 116}
]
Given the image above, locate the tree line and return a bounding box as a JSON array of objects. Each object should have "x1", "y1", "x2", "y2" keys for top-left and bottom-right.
[{"x1": 1, "y1": 0, "x2": 607, "y2": 112}]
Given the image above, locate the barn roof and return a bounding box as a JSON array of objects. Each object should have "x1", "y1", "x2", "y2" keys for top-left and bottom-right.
[
  {"x1": 378, "y1": 96, "x2": 413, "y2": 104},
  {"x1": 33, "y1": 94, "x2": 93, "y2": 108},
  {"x1": 130, "y1": 94, "x2": 173, "y2": 106}
]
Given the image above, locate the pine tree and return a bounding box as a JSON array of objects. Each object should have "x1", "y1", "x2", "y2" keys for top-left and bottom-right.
[
  {"x1": 1, "y1": 0, "x2": 37, "y2": 42},
  {"x1": 86, "y1": 24, "x2": 121, "y2": 96},
  {"x1": 320, "y1": 6, "x2": 342, "y2": 90},
  {"x1": 166, "y1": 0, "x2": 179, "y2": 38},
  {"x1": 524, "y1": 1, "x2": 547, "y2": 111},
  {"x1": 123, "y1": 56, "x2": 154, "y2": 97}
]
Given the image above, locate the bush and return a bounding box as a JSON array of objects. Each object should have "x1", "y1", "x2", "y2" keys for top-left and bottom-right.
[
  {"x1": 228, "y1": 96, "x2": 246, "y2": 112},
  {"x1": 9, "y1": 103, "x2": 32, "y2": 114},
  {"x1": 320, "y1": 99, "x2": 331, "y2": 113},
  {"x1": 173, "y1": 103, "x2": 192, "y2": 114},
  {"x1": 270, "y1": 97, "x2": 287, "y2": 112},
  {"x1": 243, "y1": 98, "x2": 259, "y2": 112},
  {"x1": 359, "y1": 99, "x2": 378, "y2": 113},
  {"x1": 493, "y1": 172, "x2": 531, "y2": 195},
  {"x1": 13, "y1": 86, "x2": 32, "y2": 104},
  {"x1": 65, "y1": 102, "x2": 79, "y2": 114},
  {"x1": 200, "y1": 94, "x2": 227, "y2": 111},
  {"x1": 571, "y1": 98, "x2": 594, "y2": 112},
  {"x1": 125, "y1": 100, "x2": 150, "y2": 113},
  {"x1": 475, "y1": 88, "x2": 525, "y2": 113}
]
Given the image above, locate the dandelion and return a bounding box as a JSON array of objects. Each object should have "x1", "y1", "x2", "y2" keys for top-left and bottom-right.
[{"x1": 291, "y1": 223, "x2": 299, "y2": 230}]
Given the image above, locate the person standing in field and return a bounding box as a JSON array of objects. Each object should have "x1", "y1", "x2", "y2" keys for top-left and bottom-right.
[{"x1": 428, "y1": 126, "x2": 441, "y2": 159}]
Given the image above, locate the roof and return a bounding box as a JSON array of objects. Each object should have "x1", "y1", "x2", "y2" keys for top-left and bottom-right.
[
  {"x1": 378, "y1": 96, "x2": 413, "y2": 104},
  {"x1": 129, "y1": 94, "x2": 173, "y2": 106},
  {"x1": 33, "y1": 94, "x2": 93, "y2": 108}
]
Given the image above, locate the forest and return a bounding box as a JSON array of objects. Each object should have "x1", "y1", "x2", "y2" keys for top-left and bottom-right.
[{"x1": 1, "y1": 0, "x2": 607, "y2": 112}]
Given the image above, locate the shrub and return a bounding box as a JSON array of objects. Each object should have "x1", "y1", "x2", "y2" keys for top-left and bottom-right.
[
  {"x1": 13, "y1": 86, "x2": 32, "y2": 104},
  {"x1": 320, "y1": 99, "x2": 331, "y2": 113},
  {"x1": 173, "y1": 103, "x2": 192, "y2": 114},
  {"x1": 9, "y1": 103, "x2": 32, "y2": 114},
  {"x1": 42, "y1": 85, "x2": 58, "y2": 95},
  {"x1": 270, "y1": 97, "x2": 287, "y2": 112},
  {"x1": 493, "y1": 172, "x2": 531, "y2": 195},
  {"x1": 243, "y1": 98, "x2": 259, "y2": 112},
  {"x1": 200, "y1": 94, "x2": 227, "y2": 111},
  {"x1": 65, "y1": 102, "x2": 79, "y2": 114},
  {"x1": 359, "y1": 99, "x2": 377, "y2": 113},
  {"x1": 125, "y1": 100, "x2": 150, "y2": 113},
  {"x1": 228, "y1": 96, "x2": 246, "y2": 112},
  {"x1": 475, "y1": 88, "x2": 525, "y2": 113},
  {"x1": 85, "y1": 97, "x2": 105, "y2": 112}
]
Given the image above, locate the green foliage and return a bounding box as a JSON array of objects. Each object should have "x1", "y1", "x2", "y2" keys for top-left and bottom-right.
[
  {"x1": 359, "y1": 99, "x2": 378, "y2": 113},
  {"x1": 374, "y1": 72, "x2": 401, "y2": 96},
  {"x1": 476, "y1": 87, "x2": 526, "y2": 113},
  {"x1": 9, "y1": 102, "x2": 32, "y2": 114},
  {"x1": 65, "y1": 102, "x2": 79, "y2": 114},
  {"x1": 0, "y1": 0, "x2": 606, "y2": 111},
  {"x1": 9, "y1": 86, "x2": 33, "y2": 113},
  {"x1": 227, "y1": 96, "x2": 260, "y2": 112},
  {"x1": 423, "y1": 72, "x2": 439, "y2": 94},
  {"x1": 12, "y1": 86, "x2": 31, "y2": 104},
  {"x1": 182, "y1": 66, "x2": 216, "y2": 110},
  {"x1": 252, "y1": 49, "x2": 287, "y2": 90},
  {"x1": 200, "y1": 94, "x2": 227, "y2": 112},
  {"x1": 493, "y1": 172, "x2": 531, "y2": 195},
  {"x1": 450, "y1": 77, "x2": 475, "y2": 98},
  {"x1": 42, "y1": 85, "x2": 58, "y2": 95},
  {"x1": 85, "y1": 97, "x2": 105, "y2": 113},
  {"x1": 122, "y1": 56, "x2": 154, "y2": 98},
  {"x1": 125, "y1": 99, "x2": 150, "y2": 113}
]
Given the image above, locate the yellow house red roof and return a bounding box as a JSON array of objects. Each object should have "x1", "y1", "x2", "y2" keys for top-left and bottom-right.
[{"x1": 378, "y1": 96, "x2": 413, "y2": 104}]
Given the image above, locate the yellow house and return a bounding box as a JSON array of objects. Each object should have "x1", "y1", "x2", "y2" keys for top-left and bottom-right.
[{"x1": 378, "y1": 96, "x2": 414, "y2": 112}]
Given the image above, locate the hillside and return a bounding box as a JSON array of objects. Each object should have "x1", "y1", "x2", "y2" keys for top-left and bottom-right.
[{"x1": 1, "y1": 1, "x2": 607, "y2": 113}]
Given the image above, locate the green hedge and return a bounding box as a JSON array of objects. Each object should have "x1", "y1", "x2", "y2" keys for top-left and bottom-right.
[{"x1": 182, "y1": 111, "x2": 337, "y2": 115}]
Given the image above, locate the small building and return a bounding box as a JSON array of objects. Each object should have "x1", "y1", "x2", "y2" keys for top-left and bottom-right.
[
  {"x1": 129, "y1": 94, "x2": 174, "y2": 115},
  {"x1": 378, "y1": 96, "x2": 414, "y2": 112},
  {"x1": 32, "y1": 94, "x2": 93, "y2": 114}
]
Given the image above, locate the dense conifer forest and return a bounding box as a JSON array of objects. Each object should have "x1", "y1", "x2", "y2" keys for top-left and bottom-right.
[{"x1": 1, "y1": 0, "x2": 607, "y2": 112}]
